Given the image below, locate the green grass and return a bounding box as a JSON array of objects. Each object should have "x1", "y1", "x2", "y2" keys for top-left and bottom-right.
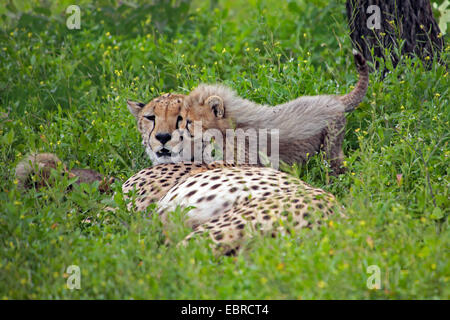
[{"x1": 0, "y1": 0, "x2": 449, "y2": 299}]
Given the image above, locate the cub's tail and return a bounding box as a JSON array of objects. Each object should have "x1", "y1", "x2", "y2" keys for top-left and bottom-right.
[{"x1": 339, "y1": 50, "x2": 369, "y2": 112}]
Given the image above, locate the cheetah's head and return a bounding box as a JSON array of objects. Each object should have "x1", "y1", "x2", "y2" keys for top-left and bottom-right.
[{"x1": 127, "y1": 93, "x2": 188, "y2": 165}]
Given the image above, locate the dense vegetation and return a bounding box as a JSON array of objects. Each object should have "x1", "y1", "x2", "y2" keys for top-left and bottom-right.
[{"x1": 0, "y1": 0, "x2": 448, "y2": 299}]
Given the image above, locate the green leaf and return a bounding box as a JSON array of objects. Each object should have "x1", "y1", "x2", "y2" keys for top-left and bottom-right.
[{"x1": 430, "y1": 207, "x2": 444, "y2": 220}]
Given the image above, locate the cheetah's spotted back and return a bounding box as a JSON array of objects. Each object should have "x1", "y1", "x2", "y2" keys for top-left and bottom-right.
[{"x1": 122, "y1": 162, "x2": 341, "y2": 254}]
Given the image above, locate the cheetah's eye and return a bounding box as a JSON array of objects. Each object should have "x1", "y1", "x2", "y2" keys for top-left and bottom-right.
[
  {"x1": 176, "y1": 115, "x2": 183, "y2": 129},
  {"x1": 144, "y1": 115, "x2": 155, "y2": 121}
]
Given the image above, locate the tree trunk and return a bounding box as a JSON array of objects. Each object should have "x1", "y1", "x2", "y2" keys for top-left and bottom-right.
[{"x1": 346, "y1": 0, "x2": 445, "y2": 70}]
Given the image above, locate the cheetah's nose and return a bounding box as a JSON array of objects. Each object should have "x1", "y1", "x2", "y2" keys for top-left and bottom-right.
[{"x1": 155, "y1": 133, "x2": 172, "y2": 145}]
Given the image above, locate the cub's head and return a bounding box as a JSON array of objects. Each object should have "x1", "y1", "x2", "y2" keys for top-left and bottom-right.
[
  {"x1": 183, "y1": 93, "x2": 237, "y2": 163},
  {"x1": 183, "y1": 94, "x2": 230, "y2": 137},
  {"x1": 127, "y1": 93, "x2": 187, "y2": 165},
  {"x1": 183, "y1": 84, "x2": 238, "y2": 139}
]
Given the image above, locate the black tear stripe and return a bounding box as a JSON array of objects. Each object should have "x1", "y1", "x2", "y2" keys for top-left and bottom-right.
[
  {"x1": 147, "y1": 125, "x2": 154, "y2": 143},
  {"x1": 176, "y1": 115, "x2": 183, "y2": 129},
  {"x1": 139, "y1": 119, "x2": 154, "y2": 134},
  {"x1": 186, "y1": 121, "x2": 193, "y2": 137}
]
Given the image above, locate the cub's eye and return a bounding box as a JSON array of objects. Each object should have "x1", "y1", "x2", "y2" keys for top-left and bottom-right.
[
  {"x1": 144, "y1": 115, "x2": 155, "y2": 121},
  {"x1": 186, "y1": 119, "x2": 192, "y2": 125},
  {"x1": 176, "y1": 115, "x2": 183, "y2": 129}
]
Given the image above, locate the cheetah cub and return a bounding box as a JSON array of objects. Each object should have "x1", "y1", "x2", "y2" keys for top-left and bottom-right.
[
  {"x1": 185, "y1": 50, "x2": 369, "y2": 174},
  {"x1": 15, "y1": 153, "x2": 114, "y2": 193}
]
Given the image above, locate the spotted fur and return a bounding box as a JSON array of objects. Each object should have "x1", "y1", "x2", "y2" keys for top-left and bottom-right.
[
  {"x1": 183, "y1": 188, "x2": 337, "y2": 255},
  {"x1": 122, "y1": 162, "x2": 340, "y2": 254}
]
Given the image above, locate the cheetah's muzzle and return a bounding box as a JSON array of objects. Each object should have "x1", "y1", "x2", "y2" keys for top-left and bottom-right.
[{"x1": 156, "y1": 148, "x2": 171, "y2": 158}]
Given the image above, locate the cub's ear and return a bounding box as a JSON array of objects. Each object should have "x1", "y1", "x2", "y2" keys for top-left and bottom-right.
[
  {"x1": 127, "y1": 100, "x2": 146, "y2": 119},
  {"x1": 205, "y1": 95, "x2": 224, "y2": 119}
]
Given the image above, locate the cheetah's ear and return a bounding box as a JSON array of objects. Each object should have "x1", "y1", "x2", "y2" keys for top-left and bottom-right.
[
  {"x1": 127, "y1": 100, "x2": 146, "y2": 119},
  {"x1": 205, "y1": 95, "x2": 224, "y2": 119}
]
